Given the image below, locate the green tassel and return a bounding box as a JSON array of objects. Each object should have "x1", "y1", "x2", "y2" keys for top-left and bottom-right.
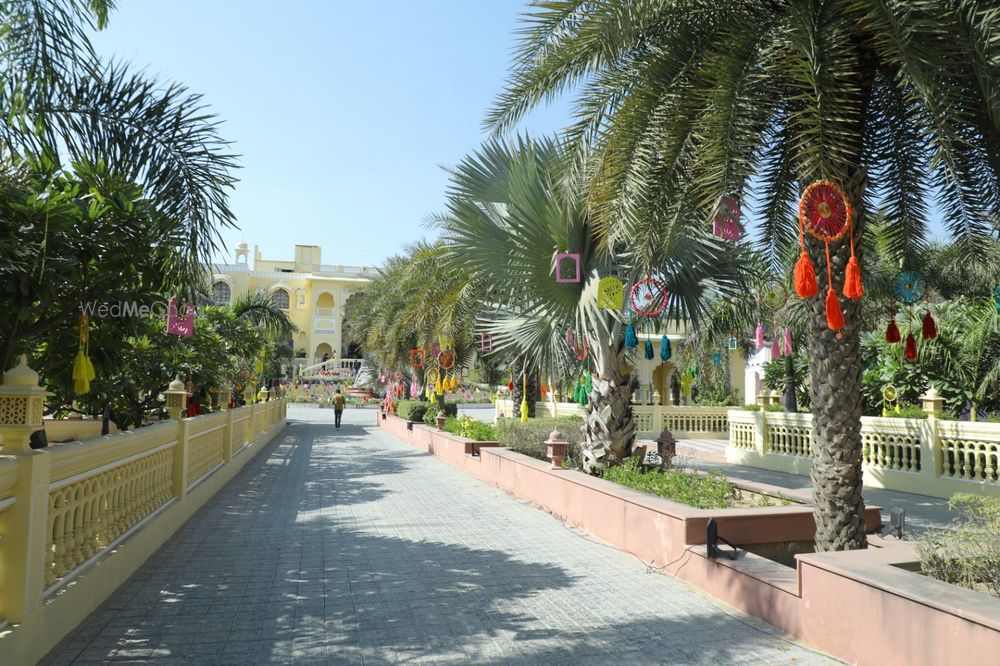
[{"x1": 624, "y1": 322, "x2": 638, "y2": 348}]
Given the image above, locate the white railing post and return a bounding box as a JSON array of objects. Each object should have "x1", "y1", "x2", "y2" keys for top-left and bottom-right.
[
  {"x1": 753, "y1": 409, "x2": 768, "y2": 454},
  {"x1": 921, "y1": 387, "x2": 944, "y2": 480},
  {"x1": 172, "y1": 419, "x2": 190, "y2": 501}
]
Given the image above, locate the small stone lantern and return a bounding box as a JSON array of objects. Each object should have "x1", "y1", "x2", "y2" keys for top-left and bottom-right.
[
  {"x1": 219, "y1": 383, "x2": 231, "y2": 411},
  {"x1": 259, "y1": 385, "x2": 270, "y2": 402},
  {"x1": 545, "y1": 428, "x2": 568, "y2": 469},
  {"x1": 243, "y1": 383, "x2": 254, "y2": 405},
  {"x1": 921, "y1": 386, "x2": 943, "y2": 418},
  {"x1": 0, "y1": 355, "x2": 53, "y2": 454},
  {"x1": 436, "y1": 410, "x2": 446, "y2": 431},
  {"x1": 164, "y1": 375, "x2": 188, "y2": 420},
  {"x1": 656, "y1": 429, "x2": 677, "y2": 470}
]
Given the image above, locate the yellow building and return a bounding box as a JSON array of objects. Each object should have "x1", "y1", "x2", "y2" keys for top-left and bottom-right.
[{"x1": 208, "y1": 243, "x2": 373, "y2": 377}]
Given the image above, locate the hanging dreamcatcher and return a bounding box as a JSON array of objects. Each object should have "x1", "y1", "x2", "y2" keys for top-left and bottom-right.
[
  {"x1": 566, "y1": 328, "x2": 590, "y2": 361},
  {"x1": 597, "y1": 276, "x2": 625, "y2": 310},
  {"x1": 794, "y1": 180, "x2": 862, "y2": 332},
  {"x1": 889, "y1": 270, "x2": 930, "y2": 361},
  {"x1": 425, "y1": 367, "x2": 441, "y2": 398},
  {"x1": 882, "y1": 384, "x2": 899, "y2": 416},
  {"x1": 712, "y1": 195, "x2": 742, "y2": 242},
  {"x1": 630, "y1": 277, "x2": 669, "y2": 317},
  {"x1": 437, "y1": 348, "x2": 456, "y2": 370}
]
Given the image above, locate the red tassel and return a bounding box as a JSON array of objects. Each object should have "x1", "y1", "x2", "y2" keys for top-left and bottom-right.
[
  {"x1": 843, "y1": 256, "x2": 863, "y2": 299},
  {"x1": 507, "y1": 381, "x2": 514, "y2": 391},
  {"x1": 905, "y1": 332, "x2": 917, "y2": 360},
  {"x1": 825, "y1": 288, "x2": 845, "y2": 330},
  {"x1": 922, "y1": 310, "x2": 937, "y2": 340},
  {"x1": 794, "y1": 251, "x2": 818, "y2": 298},
  {"x1": 885, "y1": 320, "x2": 901, "y2": 343}
]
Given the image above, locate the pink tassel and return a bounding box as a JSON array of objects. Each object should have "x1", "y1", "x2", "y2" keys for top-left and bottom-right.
[
  {"x1": 755, "y1": 323, "x2": 764, "y2": 350},
  {"x1": 771, "y1": 337, "x2": 780, "y2": 358},
  {"x1": 783, "y1": 328, "x2": 793, "y2": 356}
]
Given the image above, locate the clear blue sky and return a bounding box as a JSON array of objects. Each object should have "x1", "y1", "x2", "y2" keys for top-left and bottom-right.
[{"x1": 90, "y1": 0, "x2": 567, "y2": 268}]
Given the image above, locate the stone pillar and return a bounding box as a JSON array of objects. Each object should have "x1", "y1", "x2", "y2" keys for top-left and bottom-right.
[
  {"x1": 0, "y1": 356, "x2": 53, "y2": 622},
  {"x1": 921, "y1": 387, "x2": 943, "y2": 479}
]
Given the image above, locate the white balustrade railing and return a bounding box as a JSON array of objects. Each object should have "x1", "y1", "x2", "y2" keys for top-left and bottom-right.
[{"x1": 726, "y1": 403, "x2": 1000, "y2": 499}]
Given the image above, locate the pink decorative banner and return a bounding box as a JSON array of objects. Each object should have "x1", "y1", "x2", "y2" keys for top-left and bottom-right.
[{"x1": 166, "y1": 298, "x2": 194, "y2": 336}]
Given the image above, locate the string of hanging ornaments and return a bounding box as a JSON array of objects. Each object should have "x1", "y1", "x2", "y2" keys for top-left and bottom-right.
[
  {"x1": 756, "y1": 281, "x2": 794, "y2": 357},
  {"x1": 624, "y1": 276, "x2": 669, "y2": 353},
  {"x1": 886, "y1": 270, "x2": 935, "y2": 361},
  {"x1": 793, "y1": 180, "x2": 863, "y2": 333},
  {"x1": 994, "y1": 285, "x2": 1000, "y2": 314},
  {"x1": 713, "y1": 196, "x2": 742, "y2": 242},
  {"x1": 565, "y1": 328, "x2": 589, "y2": 362}
]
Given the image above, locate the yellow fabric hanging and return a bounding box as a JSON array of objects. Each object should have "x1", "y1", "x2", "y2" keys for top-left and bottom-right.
[
  {"x1": 72, "y1": 313, "x2": 96, "y2": 395},
  {"x1": 434, "y1": 376, "x2": 443, "y2": 396},
  {"x1": 519, "y1": 370, "x2": 528, "y2": 423}
]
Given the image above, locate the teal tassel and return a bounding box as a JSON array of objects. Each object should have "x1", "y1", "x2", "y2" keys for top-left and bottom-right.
[
  {"x1": 624, "y1": 322, "x2": 638, "y2": 348},
  {"x1": 661, "y1": 336, "x2": 671, "y2": 361},
  {"x1": 644, "y1": 339, "x2": 654, "y2": 359}
]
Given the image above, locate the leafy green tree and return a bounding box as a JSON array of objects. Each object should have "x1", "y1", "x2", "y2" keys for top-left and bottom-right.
[{"x1": 490, "y1": 1, "x2": 1000, "y2": 550}]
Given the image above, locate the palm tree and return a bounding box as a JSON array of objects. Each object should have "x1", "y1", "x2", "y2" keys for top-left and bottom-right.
[
  {"x1": 0, "y1": 1, "x2": 238, "y2": 287},
  {"x1": 440, "y1": 136, "x2": 749, "y2": 471},
  {"x1": 489, "y1": 1, "x2": 1000, "y2": 551}
]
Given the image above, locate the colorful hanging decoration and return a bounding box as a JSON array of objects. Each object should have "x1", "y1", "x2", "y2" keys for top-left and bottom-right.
[
  {"x1": 994, "y1": 285, "x2": 1000, "y2": 314},
  {"x1": 72, "y1": 313, "x2": 96, "y2": 395},
  {"x1": 905, "y1": 331, "x2": 918, "y2": 361},
  {"x1": 660, "y1": 335, "x2": 671, "y2": 361},
  {"x1": 554, "y1": 252, "x2": 581, "y2": 283},
  {"x1": 630, "y1": 277, "x2": 669, "y2": 317},
  {"x1": 437, "y1": 349, "x2": 456, "y2": 370},
  {"x1": 755, "y1": 323, "x2": 764, "y2": 350},
  {"x1": 770, "y1": 337, "x2": 780, "y2": 358},
  {"x1": 410, "y1": 381, "x2": 421, "y2": 398},
  {"x1": 892, "y1": 271, "x2": 925, "y2": 305},
  {"x1": 166, "y1": 298, "x2": 194, "y2": 336},
  {"x1": 624, "y1": 321, "x2": 638, "y2": 349},
  {"x1": 885, "y1": 318, "x2": 901, "y2": 343},
  {"x1": 712, "y1": 196, "x2": 742, "y2": 242},
  {"x1": 409, "y1": 348, "x2": 424, "y2": 368},
  {"x1": 922, "y1": 309, "x2": 937, "y2": 340},
  {"x1": 480, "y1": 332, "x2": 493, "y2": 353},
  {"x1": 712, "y1": 351, "x2": 721, "y2": 366},
  {"x1": 519, "y1": 372, "x2": 529, "y2": 423},
  {"x1": 566, "y1": 329, "x2": 589, "y2": 361},
  {"x1": 795, "y1": 180, "x2": 859, "y2": 331},
  {"x1": 644, "y1": 339, "x2": 654, "y2": 360},
  {"x1": 783, "y1": 328, "x2": 793, "y2": 356},
  {"x1": 882, "y1": 384, "x2": 899, "y2": 416},
  {"x1": 597, "y1": 276, "x2": 625, "y2": 309}
]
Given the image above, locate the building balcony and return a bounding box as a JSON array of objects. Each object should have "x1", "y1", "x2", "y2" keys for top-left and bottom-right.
[{"x1": 315, "y1": 307, "x2": 335, "y2": 316}]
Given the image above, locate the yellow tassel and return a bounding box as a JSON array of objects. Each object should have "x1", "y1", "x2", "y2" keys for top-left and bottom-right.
[
  {"x1": 435, "y1": 377, "x2": 443, "y2": 395},
  {"x1": 520, "y1": 395, "x2": 528, "y2": 423}
]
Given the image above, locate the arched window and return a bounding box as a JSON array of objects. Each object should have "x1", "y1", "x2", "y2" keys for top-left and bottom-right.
[
  {"x1": 211, "y1": 281, "x2": 231, "y2": 306},
  {"x1": 271, "y1": 288, "x2": 290, "y2": 310}
]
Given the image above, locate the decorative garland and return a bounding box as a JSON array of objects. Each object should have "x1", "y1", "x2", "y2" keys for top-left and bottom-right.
[{"x1": 794, "y1": 180, "x2": 862, "y2": 331}]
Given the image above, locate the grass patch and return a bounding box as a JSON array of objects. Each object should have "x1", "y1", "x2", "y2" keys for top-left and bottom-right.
[
  {"x1": 917, "y1": 494, "x2": 1000, "y2": 599},
  {"x1": 494, "y1": 416, "x2": 584, "y2": 464}
]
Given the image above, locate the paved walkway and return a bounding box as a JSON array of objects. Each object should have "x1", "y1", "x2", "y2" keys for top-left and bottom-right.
[{"x1": 43, "y1": 407, "x2": 835, "y2": 665}]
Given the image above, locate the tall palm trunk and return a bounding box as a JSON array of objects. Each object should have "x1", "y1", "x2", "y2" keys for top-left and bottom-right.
[
  {"x1": 805, "y1": 172, "x2": 869, "y2": 551},
  {"x1": 581, "y1": 336, "x2": 634, "y2": 473}
]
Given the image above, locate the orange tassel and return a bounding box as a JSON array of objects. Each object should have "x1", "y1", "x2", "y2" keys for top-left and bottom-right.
[
  {"x1": 825, "y1": 288, "x2": 845, "y2": 330},
  {"x1": 843, "y1": 256, "x2": 863, "y2": 299},
  {"x1": 794, "y1": 251, "x2": 818, "y2": 298}
]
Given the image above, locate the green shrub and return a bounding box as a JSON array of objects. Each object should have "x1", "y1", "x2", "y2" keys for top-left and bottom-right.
[
  {"x1": 917, "y1": 494, "x2": 1000, "y2": 598},
  {"x1": 441, "y1": 415, "x2": 496, "y2": 441},
  {"x1": 396, "y1": 400, "x2": 429, "y2": 422},
  {"x1": 885, "y1": 403, "x2": 928, "y2": 419},
  {"x1": 696, "y1": 386, "x2": 739, "y2": 407},
  {"x1": 494, "y1": 416, "x2": 584, "y2": 463},
  {"x1": 764, "y1": 403, "x2": 785, "y2": 412},
  {"x1": 603, "y1": 457, "x2": 736, "y2": 509},
  {"x1": 741, "y1": 404, "x2": 761, "y2": 411},
  {"x1": 422, "y1": 401, "x2": 458, "y2": 426}
]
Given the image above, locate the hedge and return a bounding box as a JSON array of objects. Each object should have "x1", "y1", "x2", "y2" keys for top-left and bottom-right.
[{"x1": 493, "y1": 416, "x2": 584, "y2": 463}]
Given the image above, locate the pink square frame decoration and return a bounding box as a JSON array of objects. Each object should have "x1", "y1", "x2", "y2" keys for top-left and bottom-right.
[
  {"x1": 480, "y1": 332, "x2": 493, "y2": 353},
  {"x1": 555, "y1": 253, "x2": 581, "y2": 283}
]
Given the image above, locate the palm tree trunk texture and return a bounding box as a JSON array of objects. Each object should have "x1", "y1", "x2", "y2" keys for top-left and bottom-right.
[
  {"x1": 581, "y1": 336, "x2": 634, "y2": 473},
  {"x1": 804, "y1": 168, "x2": 868, "y2": 552}
]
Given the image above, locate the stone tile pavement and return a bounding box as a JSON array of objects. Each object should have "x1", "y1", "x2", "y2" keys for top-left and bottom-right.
[{"x1": 42, "y1": 406, "x2": 837, "y2": 665}]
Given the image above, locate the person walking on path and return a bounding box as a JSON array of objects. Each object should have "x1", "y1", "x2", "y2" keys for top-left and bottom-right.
[{"x1": 332, "y1": 388, "x2": 346, "y2": 428}]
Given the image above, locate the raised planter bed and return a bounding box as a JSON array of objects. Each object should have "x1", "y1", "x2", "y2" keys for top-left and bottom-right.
[{"x1": 379, "y1": 412, "x2": 1000, "y2": 665}]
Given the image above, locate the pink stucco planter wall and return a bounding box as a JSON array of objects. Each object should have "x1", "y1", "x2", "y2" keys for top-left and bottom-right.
[{"x1": 378, "y1": 413, "x2": 1000, "y2": 665}]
